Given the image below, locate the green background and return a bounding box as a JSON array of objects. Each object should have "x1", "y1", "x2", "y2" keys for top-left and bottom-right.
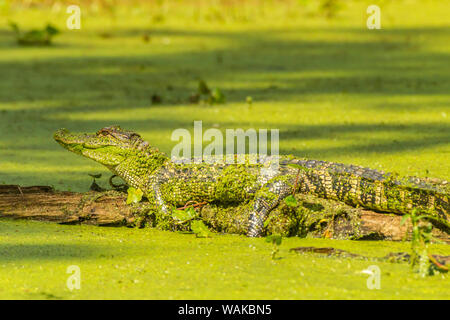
[{"x1": 0, "y1": 0, "x2": 449, "y2": 299}]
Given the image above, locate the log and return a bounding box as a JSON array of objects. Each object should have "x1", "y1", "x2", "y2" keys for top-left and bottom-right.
[
  {"x1": 0, "y1": 185, "x2": 448, "y2": 242},
  {"x1": 0, "y1": 185, "x2": 134, "y2": 226}
]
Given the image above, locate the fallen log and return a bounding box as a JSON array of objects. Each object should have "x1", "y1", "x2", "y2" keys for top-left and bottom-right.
[
  {"x1": 0, "y1": 185, "x2": 448, "y2": 242},
  {"x1": 0, "y1": 185, "x2": 134, "y2": 226}
]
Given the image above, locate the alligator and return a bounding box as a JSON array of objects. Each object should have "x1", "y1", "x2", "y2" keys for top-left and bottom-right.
[{"x1": 54, "y1": 126, "x2": 449, "y2": 237}]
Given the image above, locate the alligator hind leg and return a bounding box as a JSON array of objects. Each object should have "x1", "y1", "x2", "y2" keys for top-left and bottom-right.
[{"x1": 247, "y1": 179, "x2": 293, "y2": 237}]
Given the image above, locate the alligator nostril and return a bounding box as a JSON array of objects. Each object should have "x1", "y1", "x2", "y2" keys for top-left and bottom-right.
[{"x1": 53, "y1": 128, "x2": 68, "y2": 140}]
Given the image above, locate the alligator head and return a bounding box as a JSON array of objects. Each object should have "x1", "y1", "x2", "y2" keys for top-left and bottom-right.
[{"x1": 54, "y1": 126, "x2": 168, "y2": 188}]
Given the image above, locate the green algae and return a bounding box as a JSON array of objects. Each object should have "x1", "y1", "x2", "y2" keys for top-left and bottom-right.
[
  {"x1": 1, "y1": 218, "x2": 449, "y2": 299},
  {"x1": 1, "y1": 0, "x2": 450, "y2": 300}
]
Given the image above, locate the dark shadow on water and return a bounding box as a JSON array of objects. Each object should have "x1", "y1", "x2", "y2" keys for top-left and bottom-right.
[
  {"x1": 0, "y1": 243, "x2": 111, "y2": 262},
  {"x1": 0, "y1": 26, "x2": 448, "y2": 183},
  {"x1": 0, "y1": 26, "x2": 449, "y2": 106}
]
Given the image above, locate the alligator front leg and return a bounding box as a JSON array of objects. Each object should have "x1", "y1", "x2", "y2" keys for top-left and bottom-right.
[
  {"x1": 143, "y1": 172, "x2": 170, "y2": 215},
  {"x1": 151, "y1": 180, "x2": 170, "y2": 215},
  {"x1": 247, "y1": 178, "x2": 293, "y2": 237}
]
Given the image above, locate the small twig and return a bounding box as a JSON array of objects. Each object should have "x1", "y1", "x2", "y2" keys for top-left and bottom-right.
[
  {"x1": 17, "y1": 186, "x2": 24, "y2": 197},
  {"x1": 323, "y1": 211, "x2": 336, "y2": 239},
  {"x1": 428, "y1": 253, "x2": 449, "y2": 272},
  {"x1": 176, "y1": 200, "x2": 208, "y2": 210}
]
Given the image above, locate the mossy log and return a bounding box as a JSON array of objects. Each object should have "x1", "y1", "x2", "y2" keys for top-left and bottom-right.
[
  {"x1": 0, "y1": 185, "x2": 448, "y2": 242},
  {"x1": 0, "y1": 185, "x2": 134, "y2": 226}
]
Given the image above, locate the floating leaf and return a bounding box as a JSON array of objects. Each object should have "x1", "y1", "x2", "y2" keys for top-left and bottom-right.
[
  {"x1": 189, "y1": 93, "x2": 200, "y2": 104},
  {"x1": 210, "y1": 88, "x2": 226, "y2": 104},
  {"x1": 142, "y1": 33, "x2": 150, "y2": 42},
  {"x1": 172, "y1": 206, "x2": 197, "y2": 223},
  {"x1": 9, "y1": 21, "x2": 20, "y2": 34},
  {"x1": 198, "y1": 80, "x2": 211, "y2": 95},
  {"x1": 284, "y1": 195, "x2": 298, "y2": 207},
  {"x1": 266, "y1": 234, "x2": 282, "y2": 246},
  {"x1": 151, "y1": 94, "x2": 162, "y2": 104},
  {"x1": 126, "y1": 187, "x2": 143, "y2": 204},
  {"x1": 45, "y1": 24, "x2": 60, "y2": 36},
  {"x1": 191, "y1": 220, "x2": 212, "y2": 238},
  {"x1": 11, "y1": 22, "x2": 60, "y2": 46}
]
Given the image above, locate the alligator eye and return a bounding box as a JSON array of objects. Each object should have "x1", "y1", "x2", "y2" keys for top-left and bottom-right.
[
  {"x1": 96, "y1": 129, "x2": 110, "y2": 136},
  {"x1": 138, "y1": 141, "x2": 149, "y2": 150}
]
